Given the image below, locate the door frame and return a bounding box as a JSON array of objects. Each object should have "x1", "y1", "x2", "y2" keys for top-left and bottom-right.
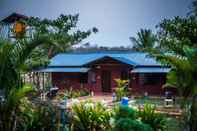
[{"x1": 101, "y1": 70, "x2": 111, "y2": 92}]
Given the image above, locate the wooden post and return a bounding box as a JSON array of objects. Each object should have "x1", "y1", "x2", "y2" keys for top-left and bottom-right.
[{"x1": 42, "y1": 72, "x2": 45, "y2": 90}]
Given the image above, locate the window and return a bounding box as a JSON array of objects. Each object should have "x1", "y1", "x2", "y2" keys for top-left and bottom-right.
[
  {"x1": 80, "y1": 73, "x2": 88, "y2": 83},
  {"x1": 139, "y1": 73, "x2": 164, "y2": 85},
  {"x1": 89, "y1": 71, "x2": 96, "y2": 83}
]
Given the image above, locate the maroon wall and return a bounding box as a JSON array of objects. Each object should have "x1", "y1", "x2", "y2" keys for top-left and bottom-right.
[
  {"x1": 52, "y1": 64, "x2": 131, "y2": 93},
  {"x1": 52, "y1": 72, "x2": 91, "y2": 91},
  {"x1": 92, "y1": 64, "x2": 131, "y2": 93},
  {"x1": 52, "y1": 71, "x2": 167, "y2": 95},
  {"x1": 51, "y1": 57, "x2": 167, "y2": 95},
  {"x1": 131, "y1": 73, "x2": 166, "y2": 95}
]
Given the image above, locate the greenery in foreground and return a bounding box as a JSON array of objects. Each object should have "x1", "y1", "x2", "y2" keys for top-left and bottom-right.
[
  {"x1": 130, "y1": 1, "x2": 197, "y2": 130},
  {"x1": 151, "y1": 15, "x2": 197, "y2": 131},
  {"x1": 70, "y1": 101, "x2": 167, "y2": 131},
  {"x1": 1, "y1": 1, "x2": 197, "y2": 131},
  {"x1": 0, "y1": 13, "x2": 96, "y2": 131}
]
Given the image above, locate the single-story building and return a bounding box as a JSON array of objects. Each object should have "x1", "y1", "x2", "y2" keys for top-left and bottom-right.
[{"x1": 38, "y1": 51, "x2": 171, "y2": 95}]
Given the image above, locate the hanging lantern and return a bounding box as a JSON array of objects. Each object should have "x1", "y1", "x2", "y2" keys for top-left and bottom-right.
[{"x1": 13, "y1": 21, "x2": 26, "y2": 37}]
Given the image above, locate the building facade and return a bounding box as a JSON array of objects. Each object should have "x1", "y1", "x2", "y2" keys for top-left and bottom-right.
[
  {"x1": 0, "y1": 13, "x2": 32, "y2": 40},
  {"x1": 38, "y1": 52, "x2": 170, "y2": 95}
]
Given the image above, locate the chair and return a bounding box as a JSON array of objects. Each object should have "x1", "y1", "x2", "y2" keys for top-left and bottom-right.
[{"x1": 164, "y1": 91, "x2": 174, "y2": 107}]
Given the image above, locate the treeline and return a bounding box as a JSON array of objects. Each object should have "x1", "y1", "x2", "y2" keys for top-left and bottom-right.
[{"x1": 71, "y1": 43, "x2": 133, "y2": 53}]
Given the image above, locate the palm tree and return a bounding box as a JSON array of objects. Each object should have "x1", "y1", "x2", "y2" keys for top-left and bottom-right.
[
  {"x1": 188, "y1": 0, "x2": 197, "y2": 16},
  {"x1": 156, "y1": 47, "x2": 197, "y2": 98},
  {"x1": 0, "y1": 85, "x2": 34, "y2": 131},
  {"x1": 0, "y1": 36, "x2": 50, "y2": 131},
  {"x1": 155, "y1": 46, "x2": 197, "y2": 130},
  {"x1": 0, "y1": 36, "x2": 50, "y2": 95},
  {"x1": 130, "y1": 29, "x2": 157, "y2": 52}
]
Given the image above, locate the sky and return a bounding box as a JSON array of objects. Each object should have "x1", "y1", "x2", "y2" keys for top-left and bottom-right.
[{"x1": 0, "y1": 0, "x2": 192, "y2": 47}]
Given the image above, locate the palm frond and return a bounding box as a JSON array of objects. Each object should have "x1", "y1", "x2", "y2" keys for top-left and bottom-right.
[{"x1": 130, "y1": 29, "x2": 157, "y2": 51}]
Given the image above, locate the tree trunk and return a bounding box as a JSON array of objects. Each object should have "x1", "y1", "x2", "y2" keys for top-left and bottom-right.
[
  {"x1": 190, "y1": 95, "x2": 197, "y2": 131},
  {"x1": 48, "y1": 47, "x2": 54, "y2": 59}
]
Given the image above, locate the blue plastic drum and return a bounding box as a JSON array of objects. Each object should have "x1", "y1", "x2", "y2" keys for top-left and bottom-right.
[{"x1": 121, "y1": 97, "x2": 129, "y2": 106}]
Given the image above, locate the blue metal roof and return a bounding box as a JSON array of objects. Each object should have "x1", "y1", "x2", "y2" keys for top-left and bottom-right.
[
  {"x1": 112, "y1": 57, "x2": 137, "y2": 65},
  {"x1": 131, "y1": 67, "x2": 171, "y2": 73},
  {"x1": 35, "y1": 67, "x2": 90, "y2": 73},
  {"x1": 49, "y1": 52, "x2": 161, "y2": 67}
]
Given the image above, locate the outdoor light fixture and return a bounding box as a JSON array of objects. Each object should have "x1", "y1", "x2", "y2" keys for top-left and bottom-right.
[{"x1": 96, "y1": 66, "x2": 101, "y2": 69}]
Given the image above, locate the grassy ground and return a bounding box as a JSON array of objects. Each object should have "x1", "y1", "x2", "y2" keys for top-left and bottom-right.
[
  {"x1": 134, "y1": 97, "x2": 182, "y2": 107},
  {"x1": 134, "y1": 97, "x2": 183, "y2": 131},
  {"x1": 166, "y1": 117, "x2": 182, "y2": 131}
]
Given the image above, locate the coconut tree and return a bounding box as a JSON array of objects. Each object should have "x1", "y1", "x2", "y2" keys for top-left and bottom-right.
[
  {"x1": 145, "y1": 12, "x2": 197, "y2": 130},
  {"x1": 188, "y1": 0, "x2": 197, "y2": 16},
  {"x1": 0, "y1": 85, "x2": 34, "y2": 131},
  {"x1": 0, "y1": 14, "x2": 98, "y2": 130},
  {"x1": 0, "y1": 36, "x2": 50, "y2": 95},
  {"x1": 156, "y1": 47, "x2": 197, "y2": 96},
  {"x1": 130, "y1": 29, "x2": 157, "y2": 52},
  {"x1": 0, "y1": 36, "x2": 50, "y2": 131},
  {"x1": 153, "y1": 46, "x2": 197, "y2": 131}
]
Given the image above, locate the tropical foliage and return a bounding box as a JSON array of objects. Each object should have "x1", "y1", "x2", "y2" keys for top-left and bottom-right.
[
  {"x1": 22, "y1": 14, "x2": 98, "y2": 70},
  {"x1": 0, "y1": 84, "x2": 60, "y2": 131},
  {"x1": 138, "y1": 104, "x2": 167, "y2": 131},
  {"x1": 23, "y1": 102, "x2": 59, "y2": 131},
  {"x1": 72, "y1": 100, "x2": 113, "y2": 131},
  {"x1": 0, "y1": 37, "x2": 49, "y2": 95},
  {"x1": 0, "y1": 36, "x2": 56, "y2": 131},
  {"x1": 113, "y1": 105, "x2": 153, "y2": 131},
  {"x1": 55, "y1": 88, "x2": 90, "y2": 100},
  {"x1": 0, "y1": 85, "x2": 34, "y2": 131},
  {"x1": 114, "y1": 79, "x2": 129, "y2": 101},
  {"x1": 130, "y1": 29, "x2": 157, "y2": 51},
  {"x1": 188, "y1": 0, "x2": 197, "y2": 16},
  {"x1": 149, "y1": 14, "x2": 197, "y2": 130},
  {"x1": 0, "y1": 13, "x2": 98, "y2": 131}
]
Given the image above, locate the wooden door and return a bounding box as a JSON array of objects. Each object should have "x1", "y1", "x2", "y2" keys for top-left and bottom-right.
[{"x1": 101, "y1": 70, "x2": 111, "y2": 92}]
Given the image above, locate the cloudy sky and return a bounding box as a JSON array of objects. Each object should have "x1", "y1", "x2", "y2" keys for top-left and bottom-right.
[{"x1": 0, "y1": 0, "x2": 192, "y2": 47}]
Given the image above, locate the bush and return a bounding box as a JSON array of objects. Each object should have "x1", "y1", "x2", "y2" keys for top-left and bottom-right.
[
  {"x1": 138, "y1": 103, "x2": 167, "y2": 131},
  {"x1": 114, "y1": 79, "x2": 129, "y2": 101},
  {"x1": 0, "y1": 85, "x2": 35, "y2": 131},
  {"x1": 72, "y1": 100, "x2": 113, "y2": 131},
  {"x1": 79, "y1": 88, "x2": 90, "y2": 96},
  {"x1": 24, "y1": 103, "x2": 58, "y2": 131},
  {"x1": 113, "y1": 105, "x2": 153, "y2": 131},
  {"x1": 55, "y1": 88, "x2": 90, "y2": 100}
]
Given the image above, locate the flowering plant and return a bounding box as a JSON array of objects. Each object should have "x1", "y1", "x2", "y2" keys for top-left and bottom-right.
[{"x1": 72, "y1": 100, "x2": 113, "y2": 131}]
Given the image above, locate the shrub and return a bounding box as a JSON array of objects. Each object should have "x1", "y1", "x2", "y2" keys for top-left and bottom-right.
[
  {"x1": 138, "y1": 103, "x2": 167, "y2": 131},
  {"x1": 114, "y1": 79, "x2": 129, "y2": 101},
  {"x1": 113, "y1": 105, "x2": 153, "y2": 131},
  {"x1": 72, "y1": 100, "x2": 113, "y2": 131},
  {"x1": 0, "y1": 85, "x2": 35, "y2": 131},
  {"x1": 79, "y1": 88, "x2": 90, "y2": 96},
  {"x1": 55, "y1": 88, "x2": 90, "y2": 100},
  {"x1": 19, "y1": 102, "x2": 59, "y2": 131}
]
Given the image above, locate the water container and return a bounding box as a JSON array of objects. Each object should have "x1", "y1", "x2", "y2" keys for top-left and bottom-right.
[{"x1": 121, "y1": 97, "x2": 129, "y2": 106}]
